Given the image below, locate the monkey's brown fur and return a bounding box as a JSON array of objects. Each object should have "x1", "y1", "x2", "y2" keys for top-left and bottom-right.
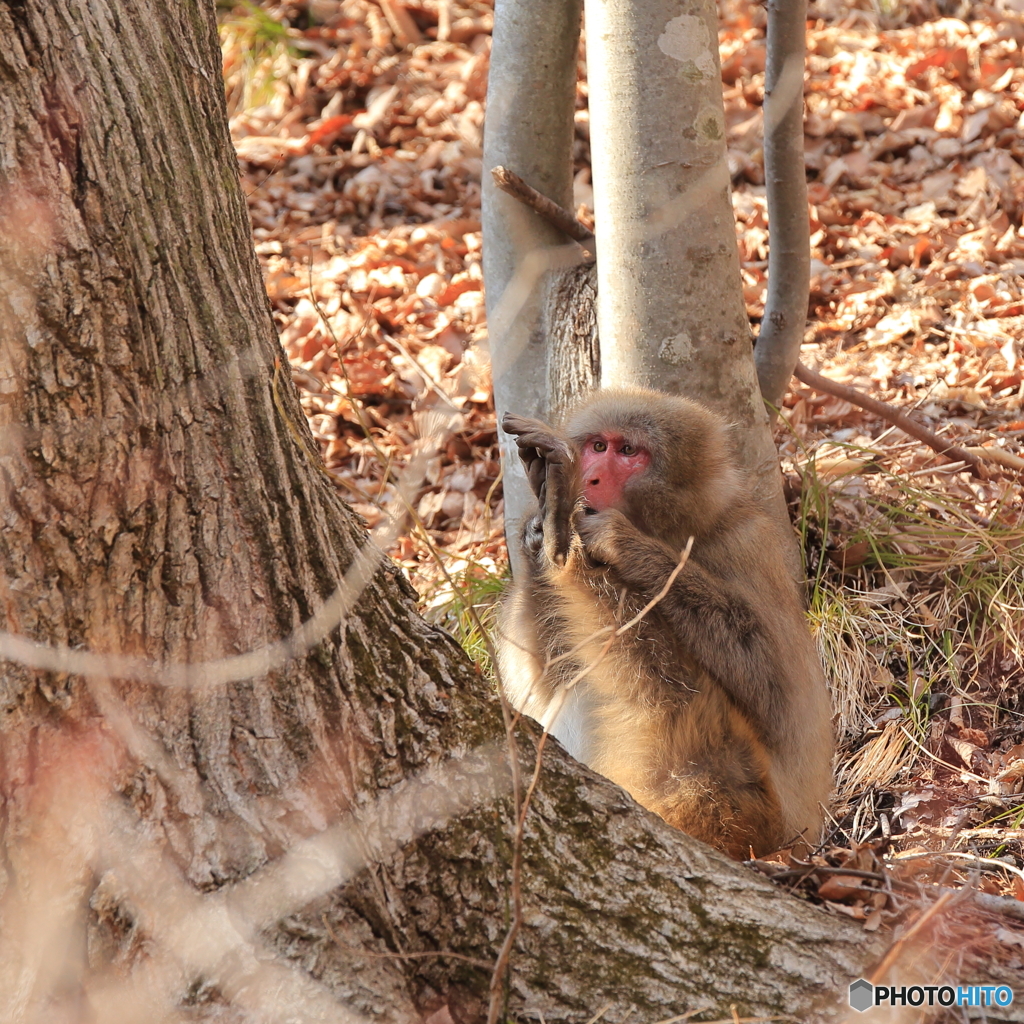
[{"x1": 497, "y1": 388, "x2": 833, "y2": 860}]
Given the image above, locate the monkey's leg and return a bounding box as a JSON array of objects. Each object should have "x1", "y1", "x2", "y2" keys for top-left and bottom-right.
[
  {"x1": 651, "y1": 776, "x2": 784, "y2": 860},
  {"x1": 645, "y1": 694, "x2": 786, "y2": 859},
  {"x1": 502, "y1": 413, "x2": 577, "y2": 566}
]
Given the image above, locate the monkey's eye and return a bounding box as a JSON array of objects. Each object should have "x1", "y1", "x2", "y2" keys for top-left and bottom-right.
[
  {"x1": 592, "y1": 440, "x2": 607, "y2": 452},
  {"x1": 620, "y1": 443, "x2": 636, "y2": 456}
]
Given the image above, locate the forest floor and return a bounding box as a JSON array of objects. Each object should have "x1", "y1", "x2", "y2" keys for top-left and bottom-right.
[{"x1": 221, "y1": 0, "x2": 1024, "y2": 949}]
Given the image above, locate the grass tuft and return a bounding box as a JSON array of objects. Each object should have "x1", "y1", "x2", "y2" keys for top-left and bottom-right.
[
  {"x1": 219, "y1": 1, "x2": 296, "y2": 117},
  {"x1": 794, "y1": 448, "x2": 1024, "y2": 807},
  {"x1": 420, "y1": 558, "x2": 508, "y2": 677}
]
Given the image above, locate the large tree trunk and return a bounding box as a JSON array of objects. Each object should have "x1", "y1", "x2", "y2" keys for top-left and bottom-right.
[
  {"x1": 5, "y1": 4, "x2": 1018, "y2": 1023},
  {"x1": 0, "y1": 2, "x2": 492, "y2": 1018}
]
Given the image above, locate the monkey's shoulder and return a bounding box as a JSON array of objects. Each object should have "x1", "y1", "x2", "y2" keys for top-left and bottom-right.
[{"x1": 696, "y1": 508, "x2": 802, "y2": 587}]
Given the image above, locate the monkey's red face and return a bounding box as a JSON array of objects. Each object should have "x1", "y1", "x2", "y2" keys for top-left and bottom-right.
[{"x1": 579, "y1": 433, "x2": 651, "y2": 511}]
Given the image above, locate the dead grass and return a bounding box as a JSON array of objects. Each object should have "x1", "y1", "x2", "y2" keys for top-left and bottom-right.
[
  {"x1": 420, "y1": 556, "x2": 506, "y2": 672},
  {"x1": 220, "y1": 1, "x2": 297, "y2": 116},
  {"x1": 791, "y1": 446, "x2": 1024, "y2": 870}
]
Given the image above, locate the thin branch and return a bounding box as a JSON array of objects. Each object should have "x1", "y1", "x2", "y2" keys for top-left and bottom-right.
[
  {"x1": 321, "y1": 914, "x2": 493, "y2": 969},
  {"x1": 964, "y1": 445, "x2": 1024, "y2": 473},
  {"x1": 488, "y1": 168, "x2": 996, "y2": 485},
  {"x1": 486, "y1": 726, "x2": 553, "y2": 1024},
  {"x1": 486, "y1": 538, "x2": 695, "y2": 1024},
  {"x1": 306, "y1": 264, "x2": 528, "y2": 1023},
  {"x1": 889, "y1": 849, "x2": 1024, "y2": 885},
  {"x1": 532, "y1": 536, "x2": 695, "y2": 682},
  {"x1": 615, "y1": 537, "x2": 695, "y2": 634},
  {"x1": 869, "y1": 890, "x2": 955, "y2": 982},
  {"x1": 491, "y1": 165, "x2": 594, "y2": 245},
  {"x1": 759, "y1": 865, "x2": 911, "y2": 888},
  {"x1": 552, "y1": 538, "x2": 695, "y2": 699},
  {"x1": 793, "y1": 361, "x2": 989, "y2": 480}
]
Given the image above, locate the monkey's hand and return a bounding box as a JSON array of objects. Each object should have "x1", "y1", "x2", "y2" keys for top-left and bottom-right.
[
  {"x1": 573, "y1": 507, "x2": 641, "y2": 569},
  {"x1": 502, "y1": 413, "x2": 576, "y2": 566},
  {"x1": 501, "y1": 413, "x2": 572, "y2": 495}
]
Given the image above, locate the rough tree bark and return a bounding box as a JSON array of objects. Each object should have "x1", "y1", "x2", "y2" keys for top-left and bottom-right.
[
  {"x1": 5, "y1": 3, "x2": 1018, "y2": 1024},
  {"x1": 481, "y1": 0, "x2": 585, "y2": 574},
  {"x1": 545, "y1": 260, "x2": 600, "y2": 408}
]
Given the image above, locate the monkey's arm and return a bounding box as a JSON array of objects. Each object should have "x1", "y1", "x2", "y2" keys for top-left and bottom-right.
[
  {"x1": 575, "y1": 509, "x2": 783, "y2": 728},
  {"x1": 502, "y1": 413, "x2": 578, "y2": 566}
]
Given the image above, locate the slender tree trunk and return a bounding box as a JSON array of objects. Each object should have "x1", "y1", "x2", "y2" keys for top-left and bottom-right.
[
  {"x1": 755, "y1": 0, "x2": 811, "y2": 410},
  {"x1": 583, "y1": 0, "x2": 787, "y2": 526},
  {"x1": 5, "y1": 4, "x2": 1019, "y2": 1024},
  {"x1": 481, "y1": 0, "x2": 584, "y2": 575}
]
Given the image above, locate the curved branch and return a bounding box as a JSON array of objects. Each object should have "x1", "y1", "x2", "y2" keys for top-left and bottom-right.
[
  {"x1": 793, "y1": 362, "x2": 989, "y2": 479},
  {"x1": 491, "y1": 166, "x2": 594, "y2": 246}
]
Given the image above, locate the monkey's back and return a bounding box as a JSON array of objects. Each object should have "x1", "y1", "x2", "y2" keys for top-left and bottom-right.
[{"x1": 691, "y1": 516, "x2": 834, "y2": 848}]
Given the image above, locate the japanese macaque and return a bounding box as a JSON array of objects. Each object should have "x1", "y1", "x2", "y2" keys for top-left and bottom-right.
[{"x1": 497, "y1": 388, "x2": 833, "y2": 859}]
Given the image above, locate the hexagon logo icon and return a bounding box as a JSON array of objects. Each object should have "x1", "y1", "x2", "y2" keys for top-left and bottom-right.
[{"x1": 849, "y1": 979, "x2": 874, "y2": 1012}]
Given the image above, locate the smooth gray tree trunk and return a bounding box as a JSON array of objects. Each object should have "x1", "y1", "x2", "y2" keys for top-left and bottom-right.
[
  {"x1": 755, "y1": 0, "x2": 812, "y2": 410},
  {"x1": 583, "y1": 0, "x2": 787, "y2": 523},
  {"x1": 482, "y1": 0, "x2": 584, "y2": 575}
]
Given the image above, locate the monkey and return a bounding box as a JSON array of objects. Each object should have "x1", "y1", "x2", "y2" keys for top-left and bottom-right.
[{"x1": 496, "y1": 388, "x2": 833, "y2": 860}]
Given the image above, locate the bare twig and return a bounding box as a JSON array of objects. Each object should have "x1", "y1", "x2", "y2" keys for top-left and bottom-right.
[
  {"x1": 889, "y1": 849, "x2": 1024, "y2": 885},
  {"x1": 754, "y1": 855, "x2": 1024, "y2": 924},
  {"x1": 306, "y1": 264, "x2": 527, "y2": 1024},
  {"x1": 321, "y1": 914, "x2": 492, "y2": 969},
  {"x1": 969, "y1": 889, "x2": 1024, "y2": 923},
  {"x1": 550, "y1": 537, "x2": 695, "y2": 700},
  {"x1": 616, "y1": 538, "x2": 695, "y2": 633},
  {"x1": 649, "y1": 1011, "x2": 715, "y2": 1024},
  {"x1": 487, "y1": 538, "x2": 694, "y2": 1024},
  {"x1": 491, "y1": 165, "x2": 594, "y2": 244},
  {"x1": 869, "y1": 890, "x2": 955, "y2": 982},
  {"x1": 896, "y1": 724, "x2": 988, "y2": 785},
  {"x1": 490, "y1": 168, "x2": 994, "y2": 484},
  {"x1": 964, "y1": 445, "x2": 1024, "y2": 473},
  {"x1": 793, "y1": 361, "x2": 989, "y2": 479},
  {"x1": 762, "y1": 865, "x2": 913, "y2": 889}
]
